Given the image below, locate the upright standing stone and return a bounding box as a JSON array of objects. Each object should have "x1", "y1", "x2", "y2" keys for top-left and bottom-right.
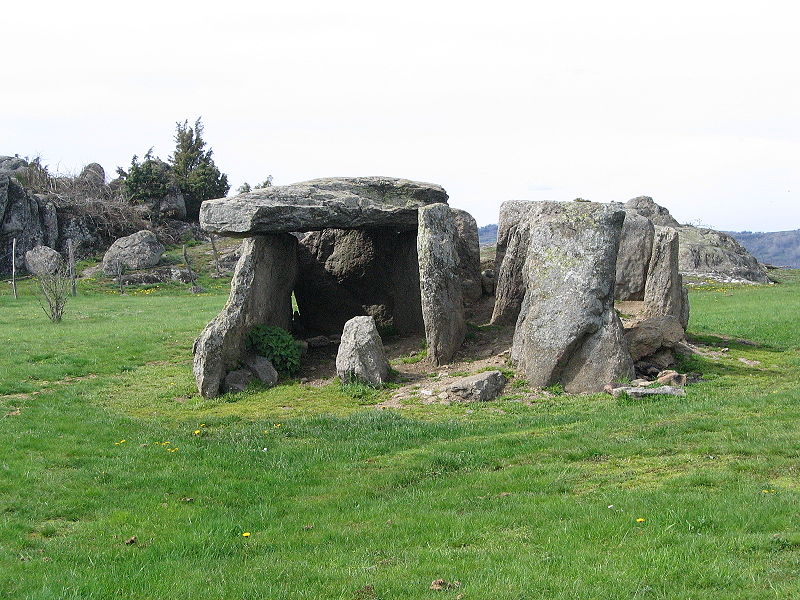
[
  {"x1": 510, "y1": 201, "x2": 634, "y2": 392},
  {"x1": 193, "y1": 234, "x2": 298, "y2": 398},
  {"x1": 643, "y1": 226, "x2": 688, "y2": 328},
  {"x1": 615, "y1": 210, "x2": 655, "y2": 301},
  {"x1": 491, "y1": 201, "x2": 538, "y2": 325},
  {"x1": 418, "y1": 204, "x2": 466, "y2": 365},
  {"x1": 451, "y1": 209, "x2": 482, "y2": 304}
]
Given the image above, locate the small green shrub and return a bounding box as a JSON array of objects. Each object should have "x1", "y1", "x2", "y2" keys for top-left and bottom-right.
[{"x1": 247, "y1": 325, "x2": 300, "y2": 377}]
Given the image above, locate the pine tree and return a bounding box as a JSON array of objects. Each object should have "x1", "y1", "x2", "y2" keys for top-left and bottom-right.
[{"x1": 170, "y1": 118, "x2": 229, "y2": 220}]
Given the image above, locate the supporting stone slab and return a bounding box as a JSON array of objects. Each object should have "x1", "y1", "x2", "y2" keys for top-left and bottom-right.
[
  {"x1": 509, "y1": 201, "x2": 634, "y2": 393},
  {"x1": 193, "y1": 234, "x2": 298, "y2": 398},
  {"x1": 418, "y1": 204, "x2": 466, "y2": 366},
  {"x1": 615, "y1": 210, "x2": 655, "y2": 301},
  {"x1": 643, "y1": 226, "x2": 689, "y2": 329}
]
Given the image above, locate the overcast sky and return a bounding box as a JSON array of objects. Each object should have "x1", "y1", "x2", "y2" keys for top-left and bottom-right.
[{"x1": 3, "y1": 0, "x2": 799, "y2": 231}]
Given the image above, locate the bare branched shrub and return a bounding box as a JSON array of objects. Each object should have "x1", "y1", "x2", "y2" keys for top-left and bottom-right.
[{"x1": 36, "y1": 267, "x2": 70, "y2": 323}]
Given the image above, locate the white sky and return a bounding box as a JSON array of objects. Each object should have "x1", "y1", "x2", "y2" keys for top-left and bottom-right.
[{"x1": 3, "y1": 0, "x2": 799, "y2": 231}]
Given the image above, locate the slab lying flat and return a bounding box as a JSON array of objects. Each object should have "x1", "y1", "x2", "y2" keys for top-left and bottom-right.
[{"x1": 200, "y1": 176, "x2": 448, "y2": 235}]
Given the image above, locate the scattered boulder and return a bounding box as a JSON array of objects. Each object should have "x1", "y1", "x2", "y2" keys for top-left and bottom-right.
[
  {"x1": 24, "y1": 245, "x2": 64, "y2": 275},
  {"x1": 243, "y1": 354, "x2": 279, "y2": 387},
  {"x1": 655, "y1": 370, "x2": 687, "y2": 386},
  {"x1": 615, "y1": 210, "x2": 655, "y2": 301},
  {"x1": 200, "y1": 176, "x2": 448, "y2": 235},
  {"x1": 193, "y1": 234, "x2": 299, "y2": 398},
  {"x1": 159, "y1": 186, "x2": 187, "y2": 220},
  {"x1": 508, "y1": 201, "x2": 634, "y2": 393},
  {"x1": 102, "y1": 230, "x2": 165, "y2": 275},
  {"x1": 335, "y1": 316, "x2": 389, "y2": 385},
  {"x1": 418, "y1": 204, "x2": 466, "y2": 365},
  {"x1": 223, "y1": 369, "x2": 253, "y2": 394},
  {"x1": 451, "y1": 208, "x2": 482, "y2": 304},
  {"x1": 624, "y1": 315, "x2": 685, "y2": 361},
  {"x1": 118, "y1": 267, "x2": 196, "y2": 285},
  {"x1": 446, "y1": 371, "x2": 507, "y2": 402}
]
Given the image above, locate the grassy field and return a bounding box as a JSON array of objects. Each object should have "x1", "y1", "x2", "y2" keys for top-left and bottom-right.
[{"x1": 1, "y1": 270, "x2": 799, "y2": 599}]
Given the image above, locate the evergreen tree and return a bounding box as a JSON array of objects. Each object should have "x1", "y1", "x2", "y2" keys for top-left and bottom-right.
[{"x1": 170, "y1": 118, "x2": 229, "y2": 220}]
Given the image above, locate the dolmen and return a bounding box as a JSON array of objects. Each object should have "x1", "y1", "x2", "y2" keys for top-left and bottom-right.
[{"x1": 193, "y1": 177, "x2": 481, "y2": 398}]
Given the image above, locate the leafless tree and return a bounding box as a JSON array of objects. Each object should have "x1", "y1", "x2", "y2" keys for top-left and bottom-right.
[{"x1": 36, "y1": 267, "x2": 70, "y2": 323}]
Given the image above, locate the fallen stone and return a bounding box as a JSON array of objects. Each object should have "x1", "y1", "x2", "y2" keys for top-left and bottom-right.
[
  {"x1": 418, "y1": 204, "x2": 466, "y2": 365},
  {"x1": 336, "y1": 316, "x2": 389, "y2": 385},
  {"x1": 609, "y1": 385, "x2": 686, "y2": 398},
  {"x1": 507, "y1": 201, "x2": 634, "y2": 392},
  {"x1": 446, "y1": 371, "x2": 507, "y2": 402},
  {"x1": 102, "y1": 230, "x2": 164, "y2": 275},
  {"x1": 24, "y1": 245, "x2": 63, "y2": 275},
  {"x1": 223, "y1": 369, "x2": 253, "y2": 393},
  {"x1": 243, "y1": 354, "x2": 278, "y2": 387},
  {"x1": 625, "y1": 315, "x2": 686, "y2": 361},
  {"x1": 200, "y1": 176, "x2": 448, "y2": 235},
  {"x1": 306, "y1": 335, "x2": 330, "y2": 348}
]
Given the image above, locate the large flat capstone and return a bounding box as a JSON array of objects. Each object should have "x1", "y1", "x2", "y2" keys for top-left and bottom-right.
[{"x1": 200, "y1": 177, "x2": 448, "y2": 236}]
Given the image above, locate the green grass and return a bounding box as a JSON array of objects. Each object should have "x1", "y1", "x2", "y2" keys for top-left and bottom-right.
[{"x1": 1, "y1": 272, "x2": 800, "y2": 598}]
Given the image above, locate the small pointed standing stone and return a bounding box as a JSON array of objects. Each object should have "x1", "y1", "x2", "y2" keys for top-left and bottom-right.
[{"x1": 336, "y1": 316, "x2": 389, "y2": 385}]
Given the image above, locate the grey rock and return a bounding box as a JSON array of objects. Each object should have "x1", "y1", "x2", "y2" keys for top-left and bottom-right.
[
  {"x1": 159, "y1": 186, "x2": 187, "y2": 220},
  {"x1": 193, "y1": 234, "x2": 299, "y2": 398},
  {"x1": 223, "y1": 369, "x2": 253, "y2": 394},
  {"x1": 102, "y1": 230, "x2": 165, "y2": 275},
  {"x1": 335, "y1": 316, "x2": 389, "y2": 385},
  {"x1": 243, "y1": 354, "x2": 279, "y2": 387},
  {"x1": 24, "y1": 245, "x2": 64, "y2": 275},
  {"x1": 451, "y1": 208, "x2": 482, "y2": 304},
  {"x1": 509, "y1": 201, "x2": 634, "y2": 393},
  {"x1": 446, "y1": 371, "x2": 507, "y2": 402},
  {"x1": 295, "y1": 228, "x2": 423, "y2": 335},
  {"x1": 615, "y1": 210, "x2": 655, "y2": 301},
  {"x1": 119, "y1": 267, "x2": 196, "y2": 285},
  {"x1": 625, "y1": 196, "x2": 680, "y2": 227},
  {"x1": 418, "y1": 204, "x2": 466, "y2": 365},
  {"x1": 78, "y1": 163, "x2": 106, "y2": 187},
  {"x1": 481, "y1": 269, "x2": 495, "y2": 296},
  {"x1": 643, "y1": 227, "x2": 688, "y2": 327},
  {"x1": 0, "y1": 156, "x2": 30, "y2": 177},
  {"x1": 201, "y1": 176, "x2": 448, "y2": 235},
  {"x1": 1, "y1": 176, "x2": 48, "y2": 273},
  {"x1": 624, "y1": 315, "x2": 685, "y2": 361}
]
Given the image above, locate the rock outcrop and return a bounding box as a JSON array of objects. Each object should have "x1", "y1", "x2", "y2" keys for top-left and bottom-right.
[
  {"x1": 506, "y1": 201, "x2": 634, "y2": 392},
  {"x1": 200, "y1": 177, "x2": 448, "y2": 235},
  {"x1": 24, "y1": 246, "x2": 64, "y2": 276},
  {"x1": 193, "y1": 234, "x2": 299, "y2": 398},
  {"x1": 335, "y1": 316, "x2": 389, "y2": 385},
  {"x1": 418, "y1": 204, "x2": 466, "y2": 366},
  {"x1": 102, "y1": 230, "x2": 165, "y2": 275}
]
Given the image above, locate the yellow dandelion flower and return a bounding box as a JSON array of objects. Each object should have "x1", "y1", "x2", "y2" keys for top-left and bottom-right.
[
  {"x1": 242, "y1": 532, "x2": 251, "y2": 537},
  {"x1": 114, "y1": 439, "x2": 127, "y2": 445},
  {"x1": 193, "y1": 430, "x2": 202, "y2": 435},
  {"x1": 200, "y1": 424, "x2": 206, "y2": 427},
  {"x1": 636, "y1": 518, "x2": 646, "y2": 523},
  {"x1": 274, "y1": 424, "x2": 282, "y2": 428}
]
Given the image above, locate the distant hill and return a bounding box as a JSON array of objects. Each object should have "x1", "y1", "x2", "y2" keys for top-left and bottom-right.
[
  {"x1": 727, "y1": 230, "x2": 800, "y2": 268},
  {"x1": 478, "y1": 224, "x2": 497, "y2": 246}
]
